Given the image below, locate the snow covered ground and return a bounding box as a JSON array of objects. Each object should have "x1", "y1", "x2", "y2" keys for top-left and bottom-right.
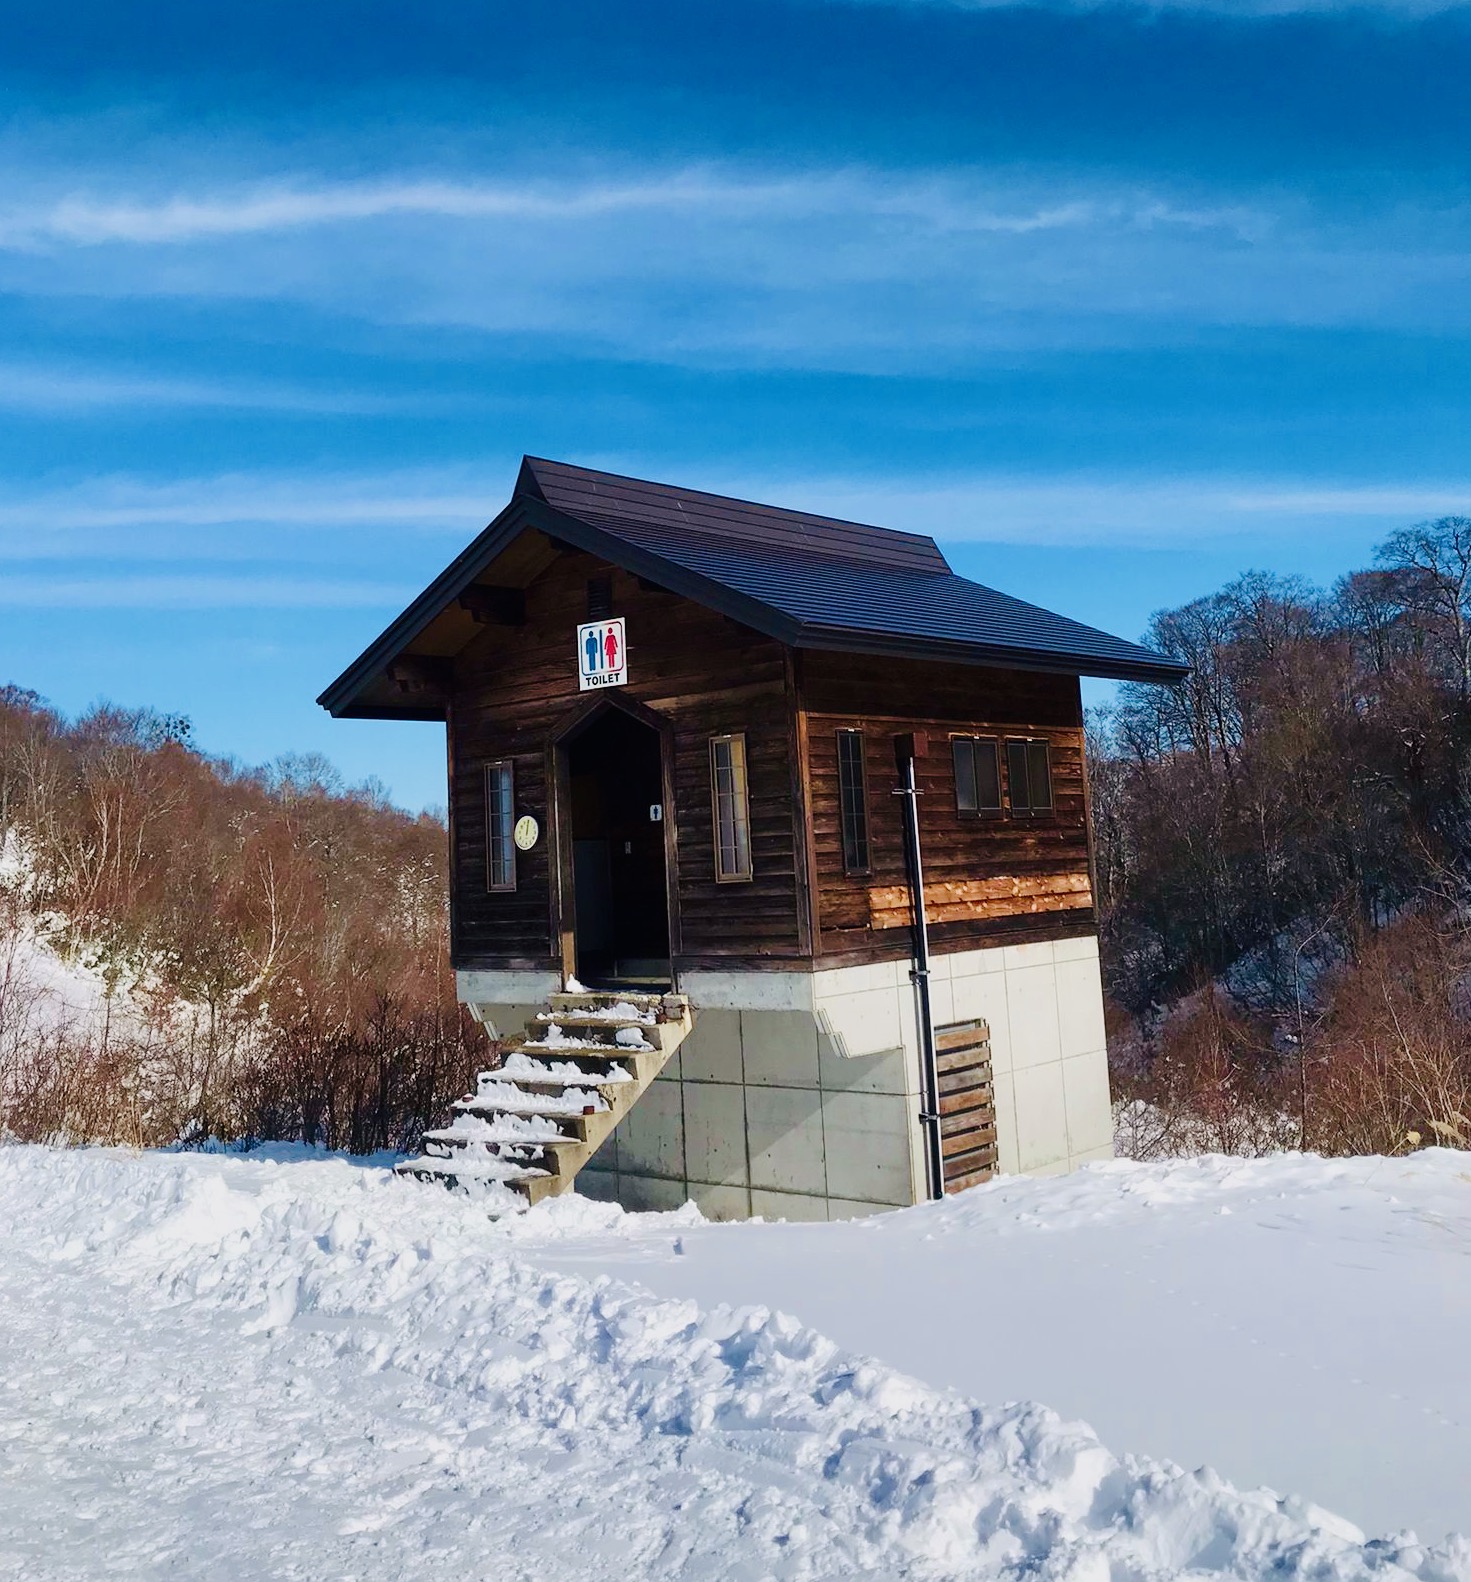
[
  {"x1": 533, "y1": 1149, "x2": 1471, "y2": 1544},
  {"x1": 0, "y1": 1144, "x2": 1466, "y2": 1580}
]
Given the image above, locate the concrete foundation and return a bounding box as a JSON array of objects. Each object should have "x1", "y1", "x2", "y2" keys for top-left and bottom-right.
[{"x1": 456, "y1": 934, "x2": 1113, "y2": 1221}]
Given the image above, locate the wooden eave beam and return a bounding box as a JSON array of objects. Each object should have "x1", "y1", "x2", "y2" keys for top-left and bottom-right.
[
  {"x1": 457, "y1": 584, "x2": 526, "y2": 626},
  {"x1": 385, "y1": 654, "x2": 452, "y2": 696}
]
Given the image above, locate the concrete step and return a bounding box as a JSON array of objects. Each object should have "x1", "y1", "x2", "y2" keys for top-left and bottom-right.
[
  {"x1": 394, "y1": 1154, "x2": 548, "y2": 1186},
  {"x1": 454, "y1": 1085, "x2": 610, "y2": 1121},
  {"x1": 507, "y1": 1047, "x2": 651, "y2": 1080},
  {"x1": 527, "y1": 1018, "x2": 656, "y2": 1044},
  {"x1": 420, "y1": 1132, "x2": 584, "y2": 1177},
  {"x1": 495, "y1": 1066, "x2": 635, "y2": 1090},
  {"x1": 397, "y1": 987, "x2": 696, "y2": 1212},
  {"x1": 520, "y1": 1030, "x2": 653, "y2": 1057},
  {"x1": 422, "y1": 1115, "x2": 569, "y2": 1149},
  {"x1": 547, "y1": 991, "x2": 688, "y2": 1020},
  {"x1": 527, "y1": 1011, "x2": 659, "y2": 1029}
]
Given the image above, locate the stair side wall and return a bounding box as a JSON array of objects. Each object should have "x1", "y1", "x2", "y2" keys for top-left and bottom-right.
[{"x1": 456, "y1": 969, "x2": 560, "y2": 1038}]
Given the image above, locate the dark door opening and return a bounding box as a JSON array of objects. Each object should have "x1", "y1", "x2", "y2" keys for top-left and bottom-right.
[{"x1": 567, "y1": 708, "x2": 670, "y2": 987}]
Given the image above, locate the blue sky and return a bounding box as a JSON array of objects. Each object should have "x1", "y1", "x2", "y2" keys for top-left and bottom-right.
[{"x1": 5, "y1": 0, "x2": 1471, "y2": 810}]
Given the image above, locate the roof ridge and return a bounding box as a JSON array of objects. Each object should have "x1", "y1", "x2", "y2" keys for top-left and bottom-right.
[
  {"x1": 565, "y1": 503, "x2": 957, "y2": 576},
  {"x1": 519, "y1": 454, "x2": 948, "y2": 561}
]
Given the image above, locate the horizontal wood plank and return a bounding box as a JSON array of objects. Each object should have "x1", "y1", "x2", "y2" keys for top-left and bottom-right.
[{"x1": 869, "y1": 889, "x2": 1093, "y2": 930}]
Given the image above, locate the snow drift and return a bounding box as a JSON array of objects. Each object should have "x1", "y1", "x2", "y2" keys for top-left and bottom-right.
[{"x1": 0, "y1": 1144, "x2": 1466, "y2": 1580}]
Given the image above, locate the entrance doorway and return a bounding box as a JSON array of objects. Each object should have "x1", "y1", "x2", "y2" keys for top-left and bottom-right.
[{"x1": 565, "y1": 707, "x2": 670, "y2": 987}]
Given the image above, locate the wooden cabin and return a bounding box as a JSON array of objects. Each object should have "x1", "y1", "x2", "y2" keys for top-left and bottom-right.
[{"x1": 320, "y1": 458, "x2": 1185, "y2": 1220}]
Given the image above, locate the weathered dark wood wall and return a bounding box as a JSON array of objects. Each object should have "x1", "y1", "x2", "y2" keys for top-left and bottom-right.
[
  {"x1": 449, "y1": 552, "x2": 1096, "y2": 977},
  {"x1": 449, "y1": 548, "x2": 804, "y2": 972},
  {"x1": 798, "y1": 651, "x2": 1095, "y2": 967}
]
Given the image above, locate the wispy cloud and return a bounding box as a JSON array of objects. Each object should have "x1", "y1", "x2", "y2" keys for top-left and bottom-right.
[
  {"x1": 0, "y1": 362, "x2": 418, "y2": 415},
  {"x1": 0, "y1": 170, "x2": 1214, "y2": 251},
  {"x1": 0, "y1": 574, "x2": 408, "y2": 609},
  {"x1": 0, "y1": 470, "x2": 500, "y2": 537},
  {"x1": 4, "y1": 464, "x2": 1466, "y2": 562},
  {"x1": 0, "y1": 160, "x2": 1340, "y2": 371},
  {"x1": 669, "y1": 468, "x2": 1471, "y2": 547},
  {"x1": 0, "y1": 176, "x2": 737, "y2": 248}
]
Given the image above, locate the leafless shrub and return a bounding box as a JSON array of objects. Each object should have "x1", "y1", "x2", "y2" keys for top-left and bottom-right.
[
  {"x1": 1095, "y1": 522, "x2": 1471, "y2": 1161},
  {"x1": 1110, "y1": 990, "x2": 1297, "y2": 1160},
  {"x1": 1304, "y1": 915, "x2": 1471, "y2": 1156},
  {"x1": 0, "y1": 688, "x2": 489, "y2": 1153}
]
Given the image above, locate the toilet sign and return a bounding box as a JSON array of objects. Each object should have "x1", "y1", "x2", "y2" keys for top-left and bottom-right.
[{"x1": 577, "y1": 617, "x2": 627, "y2": 690}]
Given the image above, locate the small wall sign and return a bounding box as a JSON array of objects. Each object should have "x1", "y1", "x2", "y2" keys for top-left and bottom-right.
[
  {"x1": 513, "y1": 814, "x2": 540, "y2": 851},
  {"x1": 577, "y1": 617, "x2": 627, "y2": 691}
]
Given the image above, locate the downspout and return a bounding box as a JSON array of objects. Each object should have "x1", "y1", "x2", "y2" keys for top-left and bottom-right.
[{"x1": 894, "y1": 732, "x2": 945, "y2": 1201}]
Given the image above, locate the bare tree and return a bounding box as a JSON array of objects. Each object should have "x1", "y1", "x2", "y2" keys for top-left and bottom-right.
[{"x1": 1376, "y1": 517, "x2": 1471, "y2": 696}]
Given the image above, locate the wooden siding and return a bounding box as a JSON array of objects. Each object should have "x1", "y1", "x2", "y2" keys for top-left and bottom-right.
[
  {"x1": 799, "y1": 651, "x2": 1095, "y2": 966},
  {"x1": 935, "y1": 1020, "x2": 999, "y2": 1192},
  {"x1": 449, "y1": 551, "x2": 804, "y2": 972}
]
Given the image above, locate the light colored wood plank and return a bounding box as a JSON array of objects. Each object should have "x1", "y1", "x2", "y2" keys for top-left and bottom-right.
[{"x1": 869, "y1": 887, "x2": 1093, "y2": 930}]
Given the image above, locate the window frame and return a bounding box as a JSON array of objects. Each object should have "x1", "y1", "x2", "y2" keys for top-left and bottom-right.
[
  {"x1": 951, "y1": 734, "x2": 1003, "y2": 817},
  {"x1": 1004, "y1": 737, "x2": 1055, "y2": 818},
  {"x1": 835, "y1": 728, "x2": 872, "y2": 876},
  {"x1": 709, "y1": 732, "x2": 754, "y2": 884},
  {"x1": 484, "y1": 759, "x2": 518, "y2": 892}
]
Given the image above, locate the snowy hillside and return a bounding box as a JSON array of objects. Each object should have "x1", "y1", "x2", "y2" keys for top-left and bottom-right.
[{"x1": 0, "y1": 1144, "x2": 1466, "y2": 1580}]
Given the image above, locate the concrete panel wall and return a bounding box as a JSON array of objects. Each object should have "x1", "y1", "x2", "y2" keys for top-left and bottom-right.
[
  {"x1": 930, "y1": 935, "x2": 1114, "y2": 1175},
  {"x1": 580, "y1": 1004, "x2": 922, "y2": 1221},
  {"x1": 463, "y1": 934, "x2": 1113, "y2": 1221}
]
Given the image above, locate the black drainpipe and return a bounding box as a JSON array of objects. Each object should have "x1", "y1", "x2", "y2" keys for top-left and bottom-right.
[{"x1": 894, "y1": 732, "x2": 944, "y2": 1202}]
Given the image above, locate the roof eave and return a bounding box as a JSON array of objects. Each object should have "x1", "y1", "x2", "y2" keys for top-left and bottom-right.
[
  {"x1": 318, "y1": 476, "x2": 1188, "y2": 718},
  {"x1": 316, "y1": 496, "x2": 535, "y2": 718},
  {"x1": 789, "y1": 622, "x2": 1189, "y2": 685},
  {"x1": 328, "y1": 703, "x2": 450, "y2": 723},
  {"x1": 316, "y1": 496, "x2": 804, "y2": 718}
]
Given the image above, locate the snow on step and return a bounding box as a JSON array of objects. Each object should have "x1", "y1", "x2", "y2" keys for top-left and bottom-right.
[
  {"x1": 535, "y1": 999, "x2": 655, "y2": 1025},
  {"x1": 454, "y1": 1080, "x2": 609, "y2": 1117},
  {"x1": 421, "y1": 1111, "x2": 566, "y2": 1147},
  {"x1": 548, "y1": 989, "x2": 673, "y2": 1012},
  {"x1": 522, "y1": 1025, "x2": 652, "y2": 1055},
  {"x1": 497, "y1": 1051, "x2": 637, "y2": 1085},
  {"x1": 395, "y1": 1153, "x2": 548, "y2": 1183}
]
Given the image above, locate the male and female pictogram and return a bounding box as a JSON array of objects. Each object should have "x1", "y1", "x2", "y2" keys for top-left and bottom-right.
[{"x1": 577, "y1": 617, "x2": 628, "y2": 690}]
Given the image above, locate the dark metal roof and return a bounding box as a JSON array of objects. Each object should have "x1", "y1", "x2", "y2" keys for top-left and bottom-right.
[
  {"x1": 571, "y1": 507, "x2": 1181, "y2": 677},
  {"x1": 318, "y1": 457, "x2": 1187, "y2": 718},
  {"x1": 517, "y1": 455, "x2": 952, "y2": 575}
]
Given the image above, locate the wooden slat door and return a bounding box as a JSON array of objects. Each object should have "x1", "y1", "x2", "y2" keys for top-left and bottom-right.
[{"x1": 934, "y1": 1019, "x2": 998, "y2": 1192}]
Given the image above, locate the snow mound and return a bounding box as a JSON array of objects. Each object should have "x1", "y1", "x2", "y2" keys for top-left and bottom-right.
[{"x1": 0, "y1": 1143, "x2": 1465, "y2": 1580}]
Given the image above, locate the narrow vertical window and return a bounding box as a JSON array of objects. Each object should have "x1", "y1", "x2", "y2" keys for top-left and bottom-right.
[
  {"x1": 836, "y1": 729, "x2": 870, "y2": 874},
  {"x1": 953, "y1": 736, "x2": 1001, "y2": 815},
  {"x1": 1006, "y1": 738, "x2": 1053, "y2": 815},
  {"x1": 485, "y1": 760, "x2": 516, "y2": 890},
  {"x1": 710, "y1": 734, "x2": 753, "y2": 881},
  {"x1": 953, "y1": 736, "x2": 977, "y2": 813},
  {"x1": 1027, "y1": 740, "x2": 1053, "y2": 813}
]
